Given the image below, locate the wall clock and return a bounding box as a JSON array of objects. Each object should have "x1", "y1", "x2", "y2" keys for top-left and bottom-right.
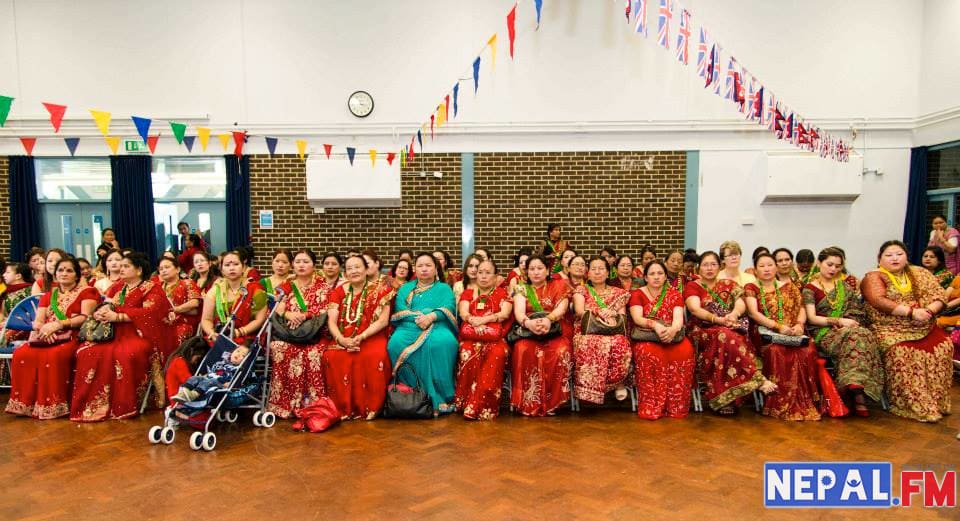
[{"x1": 348, "y1": 90, "x2": 374, "y2": 118}]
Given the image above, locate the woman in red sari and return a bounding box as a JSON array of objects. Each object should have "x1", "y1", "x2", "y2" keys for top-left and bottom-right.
[
  {"x1": 629, "y1": 260, "x2": 696, "y2": 420},
  {"x1": 260, "y1": 248, "x2": 293, "y2": 298},
  {"x1": 504, "y1": 247, "x2": 533, "y2": 293},
  {"x1": 684, "y1": 251, "x2": 773, "y2": 415},
  {"x1": 71, "y1": 252, "x2": 174, "y2": 421},
  {"x1": 31, "y1": 248, "x2": 67, "y2": 296},
  {"x1": 665, "y1": 250, "x2": 696, "y2": 293},
  {"x1": 157, "y1": 257, "x2": 202, "y2": 348},
  {"x1": 191, "y1": 251, "x2": 219, "y2": 296},
  {"x1": 176, "y1": 233, "x2": 203, "y2": 275},
  {"x1": 1, "y1": 263, "x2": 34, "y2": 345},
  {"x1": 863, "y1": 240, "x2": 950, "y2": 422},
  {"x1": 610, "y1": 255, "x2": 644, "y2": 292},
  {"x1": 510, "y1": 255, "x2": 573, "y2": 416},
  {"x1": 268, "y1": 249, "x2": 332, "y2": 419},
  {"x1": 321, "y1": 252, "x2": 346, "y2": 289},
  {"x1": 94, "y1": 249, "x2": 123, "y2": 295},
  {"x1": 572, "y1": 257, "x2": 631, "y2": 404},
  {"x1": 455, "y1": 258, "x2": 513, "y2": 420},
  {"x1": 744, "y1": 253, "x2": 821, "y2": 421},
  {"x1": 6, "y1": 258, "x2": 98, "y2": 419},
  {"x1": 323, "y1": 255, "x2": 394, "y2": 420}
]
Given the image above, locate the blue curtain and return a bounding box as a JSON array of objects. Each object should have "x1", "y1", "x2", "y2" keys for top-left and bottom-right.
[
  {"x1": 225, "y1": 154, "x2": 250, "y2": 251},
  {"x1": 110, "y1": 156, "x2": 157, "y2": 261},
  {"x1": 7, "y1": 156, "x2": 42, "y2": 261},
  {"x1": 902, "y1": 146, "x2": 929, "y2": 263}
]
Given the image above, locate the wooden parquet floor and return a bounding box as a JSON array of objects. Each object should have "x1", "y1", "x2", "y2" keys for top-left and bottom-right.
[{"x1": 1, "y1": 388, "x2": 959, "y2": 521}]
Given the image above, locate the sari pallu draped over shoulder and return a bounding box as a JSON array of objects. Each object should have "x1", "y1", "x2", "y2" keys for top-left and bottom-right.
[
  {"x1": 863, "y1": 266, "x2": 952, "y2": 422},
  {"x1": 572, "y1": 284, "x2": 631, "y2": 405},
  {"x1": 455, "y1": 286, "x2": 512, "y2": 420},
  {"x1": 163, "y1": 278, "x2": 202, "y2": 347},
  {"x1": 387, "y1": 281, "x2": 459, "y2": 411},
  {"x1": 70, "y1": 280, "x2": 173, "y2": 422},
  {"x1": 684, "y1": 279, "x2": 765, "y2": 412}
]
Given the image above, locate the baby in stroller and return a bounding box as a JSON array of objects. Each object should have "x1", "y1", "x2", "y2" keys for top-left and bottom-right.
[{"x1": 170, "y1": 341, "x2": 250, "y2": 405}]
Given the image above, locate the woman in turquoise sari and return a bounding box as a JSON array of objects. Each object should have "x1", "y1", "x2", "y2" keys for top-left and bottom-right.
[{"x1": 388, "y1": 253, "x2": 460, "y2": 415}]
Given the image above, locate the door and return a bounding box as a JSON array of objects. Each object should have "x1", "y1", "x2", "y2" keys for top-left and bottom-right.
[{"x1": 41, "y1": 203, "x2": 112, "y2": 261}]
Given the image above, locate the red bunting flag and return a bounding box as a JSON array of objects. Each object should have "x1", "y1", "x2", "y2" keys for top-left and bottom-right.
[
  {"x1": 20, "y1": 137, "x2": 36, "y2": 156},
  {"x1": 147, "y1": 135, "x2": 159, "y2": 154},
  {"x1": 386, "y1": 152, "x2": 396, "y2": 166},
  {"x1": 323, "y1": 143, "x2": 332, "y2": 158},
  {"x1": 408, "y1": 143, "x2": 415, "y2": 163},
  {"x1": 444, "y1": 95, "x2": 450, "y2": 121},
  {"x1": 42, "y1": 103, "x2": 67, "y2": 133},
  {"x1": 507, "y1": 5, "x2": 517, "y2": 58},
  {"x1": 430, "y1": 114, "x2": 435, "y2": 140},
  {"x1": 232, "y1": 131, "x2": 246, "y2": 157}
]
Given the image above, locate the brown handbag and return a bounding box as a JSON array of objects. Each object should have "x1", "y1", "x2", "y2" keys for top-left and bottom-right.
[
  {"x1": 580, "y1": 310, "x2": 627, "y2": 336},
  {"x1": 630, "y1": 321, "x2": 686, "y2": 343}
]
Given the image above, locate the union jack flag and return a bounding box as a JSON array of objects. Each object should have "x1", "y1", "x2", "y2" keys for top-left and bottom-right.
[
  {"x1": 765, "y1": 93, "x2": 776, "y2": 130},
  {"x1": 634, "y1": 0, "x2": 648, "y2": 35},
  {"x1": 745, "y1": 76, "x2": 755, "y2": 117},
  {"x1": 625, "y1": 0, "x2": 631, "y2": 23},
  {"x1": 657, "y1": 0, "x2": 673, "y2": 49},
  {"x1": 735, "y1": 68, "x2": 747, "y2": 111},
  {"x1": 704, "y1": 44, "x2": 716, "y2": 88},
  {"x1": 785, "y1": 113, "x2": 794, "y2": 141},
  {"x1": 754, "y1": 86, "x2": 764, "y2": 122},
  {"x1": 696, "y1": 27, "x2": 707, "y2": 77},
  {"x1": 675, "y1": 8, "x2": 691, "y2": 64},
  {"x1": 712, "y1": 46, "x2": 722, "y2": 95},
  {"x1": 724, "y1": 58, "x2": 737, "y2": 100}
]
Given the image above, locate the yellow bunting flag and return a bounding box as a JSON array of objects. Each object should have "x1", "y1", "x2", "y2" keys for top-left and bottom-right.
[
  {"x1": 105, "y1": 136, "x2": 120, "y2": 155},
  {"x1": 369, "y1": 149, "x2": 377, "y2": 167},
  {"x1": 89, "y1": 109, "x2": 112, "y2": 136},
  {"x1": 400, "y1": 148, "x2": 406, "y2": 168},
  {"x1": 488, "y1": 34, "x2": 497, "y2": 71},
  {"x1": 197, "y1": 127, "x2": 211, "y2": 151},
  {"x1": 217, "y1": 133, "x2": 231, "y2": 151},
  {"x1": 296, "y1": 140, "x2": 307, "y2": 161},
  {"x1": 438, "y1": 103, "x2": 447, "y2": 127}
]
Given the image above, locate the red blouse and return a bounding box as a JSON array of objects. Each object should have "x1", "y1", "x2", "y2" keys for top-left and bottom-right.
[{"x1": 629, "y1": 285, "x2": 684, "y2": 323}]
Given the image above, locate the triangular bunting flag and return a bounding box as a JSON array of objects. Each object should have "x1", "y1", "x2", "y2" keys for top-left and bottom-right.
[
  {"x1": 323, "y1": 143, "x2": 332, "y2": 159},
  {"x1": 132, "y1": 116, "x2": 152, "y2": 145},
  {"x1": 217, "y1": 133, "x2": 231, "y2": 151},
  {"x1": 183, "y1": 135, "x2": 196, "y2": 153},
  {"x1": 400, "y1": 148, "x2": 406, "y2": 168},
  {"x1": 346, "y1": 147, "x2": 356, "y2": 166},
  {"x1": 417, "y1": 129, "x2": 423, "y2": 150},
  {"x1": 0, "y1": 95, "x2": 13, "y2": 127},
  {"x1": 147, "y1": 135, "x2": 159, "y2": 154},
  {"x1": 437, "y1": 104, "x2": 445, "y2": 127},
  {"x1": 197, "y1": 127, "x2": 211, "y2": 151},
  {"x1": 42, "y1": 102, "x2": 67, "y2": 132},
  {"x1": 105, "y1": 136, "x2": 120, "y2": 155},
  {"x1": 488, "y1": 34, "x2": 497, "y2": 71},
  {"x1": 90, "y1": 109, "x2": 111, "y2": 136},
  {"x1": 473, "y1": 57, "x2": 481, "y2": 93},
  {"x1": 232, "y1": 131, "x2": 246, "y2": 157},
  {"x1": 170, "y1": 122, "x2": 187, "y2": 144},
  {"x1": 369, "y1": 149, "x2": 377, "y2": 167},
  {"x1": 535, "y1": 0, "x2": 543, "y2": 27},
  {"x1": 65, "y1": 137, "x2": 80, "y2": 157},
  {"x1": 409, "y1": 143, "x2": 415, "y2": 163},
  {"x1": 430, "y1": 114, "x2": 435, "y2": 139},
  {"x1": 453, "y1": 84, "x2": 459, "y2": 117},
  {"x1": 444, "y1": 95, "x2": 450, "y2": 122},
  {"x1": 265, "y1": 137, "x2": 278, "y2": 157},
  {"x1": 507, "y1": 6, "x2": 517, "y2": 58},
  {"x1": 296, "y1": 140, "x2": 307, "y2": 161},
  {"x1": 387, "y1": 152, "x2": 396, "y2": 166},
  {"x1": 20, "y1": 137, "x2": 36, "y2": 156}
]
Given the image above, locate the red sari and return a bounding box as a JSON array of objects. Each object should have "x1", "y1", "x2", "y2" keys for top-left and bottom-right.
[
  {"x1": 684, "y1": 280, "x2": 764, "y2": 411},
  {"x1": 744, "y1": 281, "x2": 821, "y2": 421},
  {"x1": 70, "y1": 280, "x2": 173, "y2": 422},
  {"x1": 572, "y1": 284, "x2": 632, "y2": 404},
  {"x1": 629, "y1": 287, "x2": 696, "y2": 419},
  {"x1": 510, "y1": 280, "x2": 573, "y2": 416},
  {"x1": 322, "y1": 282, "x2": 394, "y2": 419},
  {"x1": 5, "y1": 286, "x2": 99, "y2": 419},
  {"x1": 268, "y1": 277, "x2": 333, "y2": 419},
  {"x1": 455, "y1": 287, "x2": 512, "y2": 420},
  {"x1": 163, "y1": 278, "x2": 202, "y2": 347}
]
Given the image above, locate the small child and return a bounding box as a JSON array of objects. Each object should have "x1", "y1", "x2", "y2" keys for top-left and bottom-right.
[{"x1": 170, "y1": 343, "x2": 250, "y2": 404}]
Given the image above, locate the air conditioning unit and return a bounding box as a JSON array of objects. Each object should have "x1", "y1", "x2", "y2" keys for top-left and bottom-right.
[
  {"x1": 305, "y1": 155, "x2": 401, "y2": 211},
  {"x1": 762, "y1": 152, "x2": 863, "y2": 204}
]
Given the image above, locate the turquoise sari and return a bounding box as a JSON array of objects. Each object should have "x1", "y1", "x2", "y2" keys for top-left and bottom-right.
[{"x1": 387, "y1": 280, "x2": 459, "y2": 411}]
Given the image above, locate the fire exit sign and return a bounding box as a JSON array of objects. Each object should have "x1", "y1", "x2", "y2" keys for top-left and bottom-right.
[{"x1": 124, "y1": 139, "x2": 148, "y2": 153}]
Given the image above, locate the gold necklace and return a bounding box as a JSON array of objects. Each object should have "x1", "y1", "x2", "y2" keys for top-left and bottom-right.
[{"x1": 879, "y1": 267, "x2": 911, "y2": 294}]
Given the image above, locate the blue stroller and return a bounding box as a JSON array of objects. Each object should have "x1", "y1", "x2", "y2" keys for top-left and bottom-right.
[{"x1": 147, "y1": 291, "x2": 278, "y2": 451}]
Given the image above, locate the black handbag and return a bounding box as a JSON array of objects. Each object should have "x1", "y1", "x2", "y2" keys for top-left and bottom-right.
[
  {"x1": 630, "y1": 321, "x2": 686, "y2": 343},
  {"x1": 758, "y1": 325, "x2": 809, "y2": 347},
  {"x1": 505, "y1": 311, "x2": 562, "y2": 344},
  {"x1": 270, "y1": 311, "x2": 327, "y2": 344},
  {"x1": 383, "y1": 363, "x2": 434, "y2": 419},
  {"x1": 581, "y1": 310, "x2": 627, "y2": 336},
  {"x1": 78, "y1": 303, "x2": 115, "y2": 343}
]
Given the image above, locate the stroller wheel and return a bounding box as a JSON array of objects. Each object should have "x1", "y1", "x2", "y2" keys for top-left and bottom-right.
[
  {"x1": 225, "y1": 410, "x2": 239, "y2": 423},
  {"x1": 252, "y1": 411, "x2": 263, "y2": 427},
  {"x1": 189, "y1": 431, "x2": 203, "y2": 451},
  {"x1": 261, "y1": 412, "x2": 276, "y2": 428},
  {"x1": 148, "y1": 425, "x2": 163, "y2": 444},
  {"x1": 160, "y1": 426, "x2": 176, "y2": 445},
  {"x1": 202, "y1": 432, "x2": 217, "y2": 451}
]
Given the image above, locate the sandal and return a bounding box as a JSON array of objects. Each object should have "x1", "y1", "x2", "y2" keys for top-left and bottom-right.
[
  {"x1": 852, "y1": 390, "x2": 869, "y2": 417},
  {"x1": 716, "y1": 405, "x2": 737, "y2": 416}
]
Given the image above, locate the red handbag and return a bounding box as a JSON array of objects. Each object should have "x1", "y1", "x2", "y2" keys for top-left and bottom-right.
[
  {"x1": 459, "y1": 322, "x2": 504, "y2": 342},
  {"x1": 291, "y1": 397, "x2": 340, "y2": 433}
]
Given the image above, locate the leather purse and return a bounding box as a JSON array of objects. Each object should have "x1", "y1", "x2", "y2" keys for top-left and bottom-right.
[
  {"x1": 78, "y1": 303, "x2": 115, "y2": 343},
  {"x1": 630, "y1": 321, "x2": 686, "y2": 343},
  {"x1": 270, "y1": 311, "x2": 327, "y2": 344},
  {"x1": 505, "y1": 311, "x2": 562, "y2": 344},
  {"x1": 460, "y1": 322, "x2": 505, "y2": 342},
  {"x1": 702, "y1": 300, "x2": 749, "y2": 334},
  {"x1": 383, "y1": 363, "x2": 434, "y2": 419},
  {"x1": 27, "y1": 328, "x2": 72, "y2": 347},
  {"x1": 581, "y1": 310, "x2": 627, "y2": 336},
  {"x1": 758, "y1": 325, "x2": 809, "y2": 347}
]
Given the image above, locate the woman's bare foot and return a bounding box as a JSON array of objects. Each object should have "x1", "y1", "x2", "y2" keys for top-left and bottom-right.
[{"x1": 759, "y1": 379, "x2": 778, "y2": 394}]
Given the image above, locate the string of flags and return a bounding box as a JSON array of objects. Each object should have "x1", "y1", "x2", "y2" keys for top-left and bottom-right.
[
  {"x1": 0, "y1": 0, "x2": 848, "y2": 166},
  {"x1": 623, "y1": 0, "x2": 849, "y2": 162}
]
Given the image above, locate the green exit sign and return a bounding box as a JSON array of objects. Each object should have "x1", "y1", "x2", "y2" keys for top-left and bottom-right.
[{"x1": 124, "y1": 139, "x2": 148, "y2": 153}]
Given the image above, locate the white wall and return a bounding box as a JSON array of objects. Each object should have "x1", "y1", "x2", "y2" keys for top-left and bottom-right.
[{"x1": 920, "y1": 0, "x2": 960, "y2": 117}]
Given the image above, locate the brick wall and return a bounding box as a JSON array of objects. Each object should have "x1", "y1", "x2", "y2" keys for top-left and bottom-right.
[
  {"x1": 0, "y1": 156, "x2": 9, "y2": 261},
  {"x1": 248, "y1": 151, "x2": 686, "y2": 272}
]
